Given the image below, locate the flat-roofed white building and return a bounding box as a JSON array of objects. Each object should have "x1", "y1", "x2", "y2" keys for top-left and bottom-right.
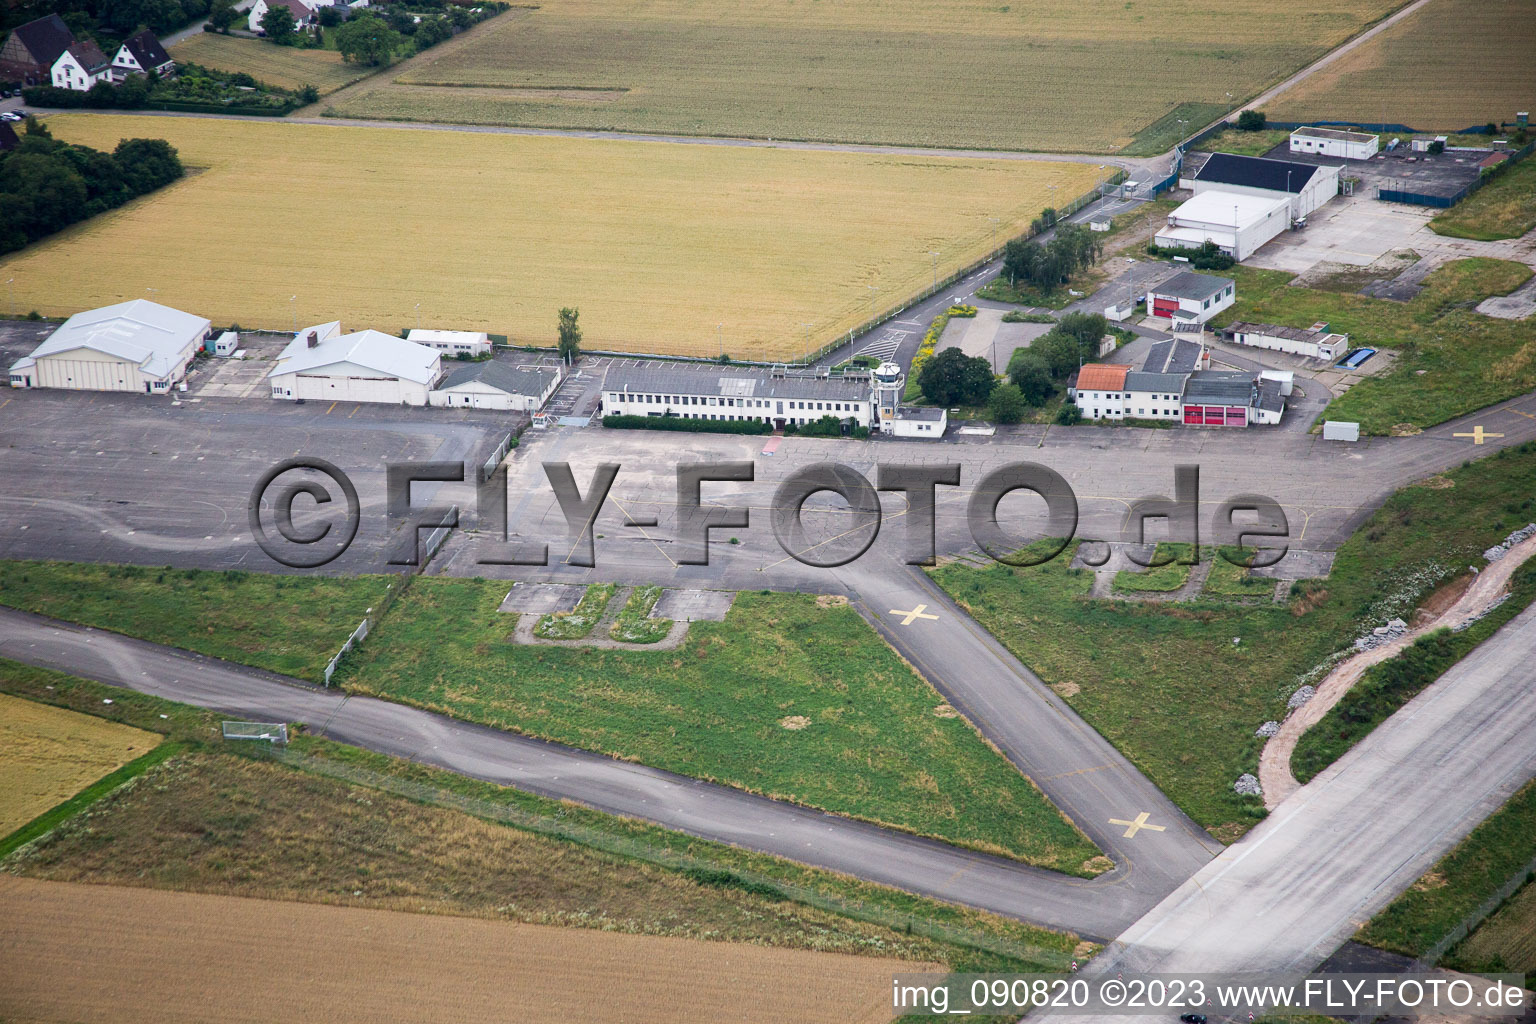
[
  {"x1": 9, "y1": 299, "x2": 209, "y2": 392},
  {"x1": 604, "y1": 364, "x2": 873, "y2": 430},
  {"x1": 406, "y1": 329, "x2": 492, "y2": 358},
  {"x1": 1146, "y1": 271, "x2": 1235, "y2": 325},
  {"x1": 1184, "y1": 153, "x2": 1341, "y2": 221},
  {"x1": 889, "y1": 405, "x2": 946, "y2": 437},
  {"x1": 268, "y1": 322, "x2": 441, "y2": 404},
  {"x1": 1225, "y1": 321, "x2": 1349, "y2": 362},
  {"x1": 1156, "y1": 190, "x2": 1292, "y2": 262},
  {"x1": 1289, "y1": 126, "x2": 1379, "y2": 161}
]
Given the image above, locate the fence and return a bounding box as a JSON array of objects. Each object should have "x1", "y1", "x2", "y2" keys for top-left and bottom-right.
[
  {"x1": 1377, "y1": 137, "x2": 1536, "y2": 208},
  {"x1": 321, "y1": 575, "x2": 410, "y2": 686},
  {"x1": 221, "y1": 721, "x2": 289, "y2": 744},
  {"x1": 480, "y1": 427, "x2": 521, "y2": 482},
  {"x1": 258, "y1": 746, "x2": 1070, "y2": 968},
  {"x1": 417, "y1": 505, "x2": 458, "y2": 570},
  {"x1": 1421, "y1": 852, "x2": 1536, "y2": 966}
]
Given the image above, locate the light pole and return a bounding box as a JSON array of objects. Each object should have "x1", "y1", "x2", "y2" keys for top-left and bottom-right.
[
  {"x1": 1126, "y1": 258, "x2": 1137, "y2": 316},
  {"x1": 801, "y1": 322, "x2": 813, "y2": 360},
  {"x1": 867, "y1": 284, "x2": 878, "y2": 323},
  {"x1": 290, "y1": 295, "x2": 297, "y2": 333},
  {"x1": 717, "y1": 322, "x2": 723, "y2": 360},
  {"x1": 414, "y1": 302, "x2": 421, "y2": 333},
  {"x1": 929, "y1": 250, "x2": 939, "y2": 291},
  {"x1": 988, "y1": 216, "x2": 1001, "y2": 253}
]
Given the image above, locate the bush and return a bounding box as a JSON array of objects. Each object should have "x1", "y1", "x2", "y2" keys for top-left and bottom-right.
[
  {"x1": 987, "y1": 383, "x2": 1026, "y2": 424},
  {"x1": 789, "y1": 414, "x2": 869, "y2": 438},
  {"x1": 1427, "y1": 139, "x2": 1445, "y2": 155},
  {"x1": 946, "y1": 304, "x2": 978, "y2": 318},
  {"x1": 1237, "y1": 110, "x2": 1267, "y2": 131},
  {"x1": 602, "y1": 414, "x2": 771, "y2": 435},
  {"x1": 1006, "y1": 351, "x2": 1056, "y2": 405},
  {"x1": 1054, "y1": 403, "x2": 1082, "y2": 425},
  {"x1": 1144, "y1": 240, "x2": 1235, "y2": 271}
]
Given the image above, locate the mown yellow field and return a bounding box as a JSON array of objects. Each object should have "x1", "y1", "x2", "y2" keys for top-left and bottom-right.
[
  {"x1": 1270, "y1": 0, "x2": 1536, "y2": 130},
  {"x1": 170, "y1": 32, "x2": 369, "y2": 95},
  {"x1": 0, "y1": 693, "x2": 161, "y2": 835},
  {"x1": 9, "y1": 115, "x2": 1101, "y2": 358},
  {"x1": 330, "y1": 0, "x2": 1404, "y2": 152}
]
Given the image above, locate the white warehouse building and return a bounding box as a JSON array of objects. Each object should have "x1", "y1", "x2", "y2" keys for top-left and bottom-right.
[
  {"x1": 9, "y1": 299, "x2": 209, "y2": 393},
  {"x1": 1155, "y1": 190, "x2": 1292, "y2": 262},
  {"x1": 1184, "y1": 153, "x2": 1341, "y2": 221},
  {"x1": 1225, "y1": 321, "x2": 1349, "y2": 362},
  {"x1": 1289, "y1": 126, "x2": 1379, "y2": 161},
  {"x1": 268, "y1": 322, "x2": 442, "y2": 405},
  {"x1": 604, "y1": 364, "x2": 874, "y2": 430}
]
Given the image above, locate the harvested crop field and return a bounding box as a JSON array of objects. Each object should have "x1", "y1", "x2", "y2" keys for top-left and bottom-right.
[
  {"x1": 0, "y1": 876, "x2": 930, "y2": 1023},
  {"x1": 10, "y1": 115, "x2": 1098, "y2": 359},
  {"x1": 1269, "y1": 0, "x2": 1536, "y2": 131},
  {"x1": 330, "y1": 0, "x2": 1404, "y2": 153},
  {"x1": 0, "y1": 693, "x2": 160, "y2": 836},
  {"x1": 169, "y1": 32, "x2": 372, "y2": 95}
]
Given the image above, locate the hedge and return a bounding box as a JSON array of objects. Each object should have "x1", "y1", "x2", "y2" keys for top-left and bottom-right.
[{"x1": 602, "y1": 414, "x2": 771, "y2": 435}]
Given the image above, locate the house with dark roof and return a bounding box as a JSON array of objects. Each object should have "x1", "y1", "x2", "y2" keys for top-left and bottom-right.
[
  {"x1": 1181, "y1": 371, "x2": 1285, "y2": 427},
  {"x1": 1140, "y1": 337, "x2": 1208, "y2": 375},
  {"x1": 1185, "y1": 152, "x2": 1341, "y2": 220},
  {"x1": 428, "y1": 360, "x2": 562, "y2": 412},
  {"x1": 0, "y1": 14, "x2": 76, "y2": 85},
  {"x1": 51, "y1": 38, "x2": 111, "y2": 91},
  {"x1": 110, "y1": 29, "x2": 174, "y2": 82},
  {"x1": 1146, "y1": 271, "x2": 1235, "y2": 324}
]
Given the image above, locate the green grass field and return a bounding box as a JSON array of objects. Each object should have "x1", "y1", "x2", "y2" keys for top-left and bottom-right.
[
  {"x1": 1212, "y1": 259, "x2": 1536, "y2": 434},
  {"x1": 336, "y1": 580, "x2": 1101, "y2": 871},
  {"x1": 0, "y1": 562, "x2": 392, "y2": 682},
  {"x1": 1110, "y1": 543, "x2": 1195, "y2": 594},
  {"x1": 930, "y1": 443, "x2": 1536, "y2": 840},
  {"x1": 0, "y1": 658, "x2": 1085, "y2": 991},
  {"x1": 533, "y1": 582, "x2": 615, "y2": 639},
  {"x1": 170, "y1": 31, "x2": 373, "y2": 95},
  {"x1": 1193, "y1": 127, "x2": 1292, "y2": 157},
  {"x1": 1359, "y1": 778, "x2": 1536, "y2": 961},
  {"x1": 328, "y1": 0, "x2": 1402, "y2": 153},
  {"x1": 1431, "y1": 157, "x2": 1536, "y2": 242}
]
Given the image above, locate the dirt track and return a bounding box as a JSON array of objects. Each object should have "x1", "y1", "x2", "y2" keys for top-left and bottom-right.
[
  {"x1": 1259, "y1": 532, "x2": 1536, "y2": 808},
  {"x1": 0, "y1": 877, "x2": 932, "y2": 1024}
]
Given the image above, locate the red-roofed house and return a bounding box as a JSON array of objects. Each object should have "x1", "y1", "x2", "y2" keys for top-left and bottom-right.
[{"x1": 1070, "y1": 363, "x2": 1130, "y2": 421}]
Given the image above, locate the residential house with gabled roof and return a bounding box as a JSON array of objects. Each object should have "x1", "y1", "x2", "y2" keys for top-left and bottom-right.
[
  {"x1": 110, "y1": 29, "x2": 174, "y2": 82},
  {"x1": 0, "y1": 14, "x2": 75, "y2": 85},
  {"x1": 51, "y1": 38, "x2": 112, "y2": 91},
  {"x1": 249, "y1": 0, "x2": 318, "y2": 34}
]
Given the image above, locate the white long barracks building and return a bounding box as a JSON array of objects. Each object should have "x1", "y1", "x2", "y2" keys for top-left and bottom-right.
[
  {"x1": 268, "y1": 322, "x2": 442, "y2": 404},
  {"x1": 9, "y1": 299, "x2": 209, "y2": 392}
]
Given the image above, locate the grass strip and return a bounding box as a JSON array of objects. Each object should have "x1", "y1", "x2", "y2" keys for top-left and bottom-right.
[
  {"x1": 1111, "y1": 542, "x2": 1195, "y2": 594},
  {"x1": 1358, "y1": 779, "x2": 1536, "y2": 959}
]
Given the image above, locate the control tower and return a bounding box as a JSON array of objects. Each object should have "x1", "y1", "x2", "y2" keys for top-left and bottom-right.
[{"x1": 871, "y1": 361, "x2": 905, "y2": 435}]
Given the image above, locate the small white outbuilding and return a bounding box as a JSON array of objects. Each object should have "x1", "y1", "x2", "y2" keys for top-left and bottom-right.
[{"x1": 406, "y1": 329, "x2": 492, "y2": 358}]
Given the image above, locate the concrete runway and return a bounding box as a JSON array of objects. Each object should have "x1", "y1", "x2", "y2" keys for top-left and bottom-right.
[{"x1": 1036, "y1": 596, "x2": 1536, "y2": 1021}]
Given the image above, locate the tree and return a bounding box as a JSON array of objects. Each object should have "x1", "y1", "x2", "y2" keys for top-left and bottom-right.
[
  {"x1": 1427, "y1": 139, "x2": 1445, "y2": 155},
  {"x1": 1032, "y1": 328, "x2": 1084, "y2": 379},
  {"x1": 261, "y1": 3, "x2": 296, "y2": 43},
  {"x1": 557, "y1": 307, "x2": 582, "y2": 363},
  {"x1": 1236, "y1": 109, "x2": 1267, "y2": 132},
  {"x1": 1055, "y1": 311, "x2": 1110, "y2": 363},
  {"x1": 1054, "y1": 403, "x2": 1082, "y2": 425},
  {"x1": 917, "y1": 347, "x2": 995, "y2": 406},
  {"x1": 114, "y1": 138, "x2": 183, "y2": 195},
  {"x1": 987, "y1": 382, "x2": 1026, "y2": 424},
  {"x1": 318, "y1": 4, "x2": 344, "y2": 26},
  {"x1": 335, "y1": 15, "x2": 402, "y2": 65},
  {"x1": 210, "y1": 0, "x2": 238, "y2": 31},
  {"x1": 1006, "y1": 351, "x2": 1056, "y2": 405}
]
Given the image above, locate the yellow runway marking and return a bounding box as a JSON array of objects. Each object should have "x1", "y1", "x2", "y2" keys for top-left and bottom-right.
[
  {"x1": 325, "y1": 401, "x2": 337, "y2": 415},
  {"x1": 889, "y1": 604, "x2": 939, "y2": 626},
  {"x1": 1453, "y1": 426, "x2": 1503, "y2": 444},
  {"x1": 1108, "y1": 812, "x2": 1165, "y2": 839}
]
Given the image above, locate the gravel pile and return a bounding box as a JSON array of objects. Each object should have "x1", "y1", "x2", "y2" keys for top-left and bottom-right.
[
  {"x1": 1254, "y1": 720, "x2": 1280, "y2": 738},
  {"x1": 1453, "y1": 592, "x2": 1511, "y2": 632},
  {"x1": 1287, "y1": 685, "x2": 1316, "y2": 710},
  {"x1": 1234, "y1": 774, "x2": 1262, "y2": 796},
  {"x1": 1484, "y1": 523, "x2": 1536, "y2": 562},
  {"x1": 1353, "y1": 617, "x2": 1409, "y2": 652}
]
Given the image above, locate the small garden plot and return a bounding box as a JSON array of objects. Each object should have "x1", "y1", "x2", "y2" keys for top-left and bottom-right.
[
  {"x1": 533, "y1": 583, "x2": 615, "y2": 640},
  {"x1": 609, "y1": 587, "x2": 674, "y2": 645}
]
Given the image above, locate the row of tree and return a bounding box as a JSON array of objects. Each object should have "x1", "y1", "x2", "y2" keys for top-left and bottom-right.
[
  {"x1": 0, "y1": 120, "x2": 183, "y2": 255},
  {"x1": 1000, "y1": 223, "x2": 1103, "y2": 291}
]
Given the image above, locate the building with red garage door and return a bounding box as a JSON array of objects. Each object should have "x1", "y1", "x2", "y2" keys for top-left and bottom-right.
[
  {"x1": 1147, "y1": 272, "x2": 1235, "y2": 326},
  {"x1": 1181, "y1": 371, "x2": 1285, "y2": 427}
]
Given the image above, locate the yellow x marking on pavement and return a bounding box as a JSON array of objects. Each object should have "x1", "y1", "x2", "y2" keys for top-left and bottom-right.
[
  {"x1": 1453, "y1": 426, "x2": 1503, "y2": 444},
  {"x1": 890, "y1": 604, "x2": 939, "y2": 626},
  {"x1": 1109, "y1": 812, "x2": 1166, "y2": 839}
]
